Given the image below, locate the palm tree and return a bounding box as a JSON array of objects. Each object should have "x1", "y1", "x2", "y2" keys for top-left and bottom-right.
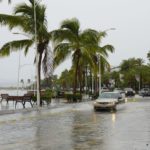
[
  {"x1": 90, "y1": 29, "x2": 114, "y2": 73},
  {"x1": 0, "y1": 0, "x2": 51, "y2": 106},
  {"x1": 80, "y1": 29, "x2": 114, "y2": 94},
  {"x1": 52, "y1": 18, "x2": 101, "y2": 95},
  {"x1": 78, "y1": 29, "x2": 114, "y2": 94},
  {"x1": 52, "y1": 18, "x2": 114, "y2": 95}
]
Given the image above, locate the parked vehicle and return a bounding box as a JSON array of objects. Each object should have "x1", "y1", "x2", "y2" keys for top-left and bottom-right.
[
  {"x1": 93, "y1": 92, "x2": 122, "y2": 111},
  {"x1": 139, "y1": 88, "x2": 150, "y2": 97},
  {"x1": 113, "y1": 88, "x2": 125, "y2": 100},
  {"x1": 124, "y1": 88, "x2": 135, "y2": 97},
  {"x1": 113, "y1": 88, "x2": 125, "y2": 94}
]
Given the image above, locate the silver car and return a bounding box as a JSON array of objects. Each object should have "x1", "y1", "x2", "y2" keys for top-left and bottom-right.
[{"x1": 93, "y1": 92, "x2": 124, "y2": 111}]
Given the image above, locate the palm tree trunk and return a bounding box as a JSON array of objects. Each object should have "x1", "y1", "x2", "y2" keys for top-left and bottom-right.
[
  {"x1": 36, "y1": 52, "x2": 40, "y2": 106},
  {"x1": 79, "y1": 66, "x2": 82, "y2": 100},
  {"x1": 73, "y1": 59, "x2": 79, "y2": 95},
  {"x1": 36, "y1": 52, "x2": 42, "y2": 106}
]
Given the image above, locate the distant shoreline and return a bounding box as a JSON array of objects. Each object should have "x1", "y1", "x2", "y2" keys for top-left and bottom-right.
[{"x1": 0, "y1": 87, "x2": 26, "y2": 90}]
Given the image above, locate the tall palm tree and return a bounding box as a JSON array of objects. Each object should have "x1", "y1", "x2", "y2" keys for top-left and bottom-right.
[
  {"x1": 52, "y1": 18, "x2": 114, "y2": 95},
  {"x1": 85, "y1": 29, "x2": 114, "y2": 94},
  {"x1": 0, "y1": 0, "x2": 51, "y2": 106},
  {"x1": 52, "y1": 18, "x2": 99, "y2": 95}
]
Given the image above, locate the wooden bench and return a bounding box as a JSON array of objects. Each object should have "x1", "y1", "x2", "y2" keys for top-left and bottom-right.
[
  {"x1": 0, "y1": 94, "x2": 9, "y2": 102},
  {"x1": 13, "y1": 96, "x2": 33, "y2": 108},
  {"x1": 7, "y1": 96, "x2": 23, "y2": 107},
  {"x1": 1, "y1": 94, "x2": 33, "y2": 108},
  {"x1": 22, "y1": 95, "x2": 33, "y2": 108}
]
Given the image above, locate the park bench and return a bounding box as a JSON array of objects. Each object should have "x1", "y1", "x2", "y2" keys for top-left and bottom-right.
[
  {"x1": 15, "y1": 95, "x2": 33, "y2": 108},
  {"x1": 0, "y1": 94, "x2": 33, "y2": 108},
  {"x1": 0, "y1": 94, "x2": 9, "y2": 102}
]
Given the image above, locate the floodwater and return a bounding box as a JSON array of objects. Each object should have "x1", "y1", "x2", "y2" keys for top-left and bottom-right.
[{"x1": 0, "y1": 98, "x2": 150, "y2": 150}]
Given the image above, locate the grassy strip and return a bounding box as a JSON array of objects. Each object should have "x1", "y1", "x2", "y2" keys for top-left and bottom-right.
[{"x1": 127, "y1": 98, "x2": 139, "y2": 102}]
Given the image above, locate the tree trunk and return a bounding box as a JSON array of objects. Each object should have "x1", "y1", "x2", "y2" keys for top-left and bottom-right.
[
  {"x1": 36, "y1": 52, "x2": 40, "y2": 107},
  {"x1": 73, "y1": 59, "x2": 79, "y2": 95},
  {"x1": 79, "y1": 66, "x2": 82, "y2": 99},
  {"x1": 90, "y1": 70, "x2": 92, "y2": 93},
  {"x1": 36, "y1": 52, "x2": 43, "y2": 106}
]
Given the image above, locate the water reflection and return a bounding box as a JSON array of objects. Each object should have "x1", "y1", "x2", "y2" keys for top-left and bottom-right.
[
  {"x1": 0, "y1": 101, "x2": 150, "y2": 150},
  {"x1": 33, "y1": 110, "x2": 74, "y2": 150},
  {"x1": 111, "y1": 113, "x2": 116, "y2": 123},
  {"x1": 92, "y1": 112, "x2": 97, "y2": 123},
  {"x1": 71, "y1": 109, "x2": 104, "y2": 150}
]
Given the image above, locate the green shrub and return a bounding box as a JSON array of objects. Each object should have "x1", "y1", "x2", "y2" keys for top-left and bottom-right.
[
  {"x1": 32, "y1": 89, "x2": 53, "y2": 105},
  {"x1": 65, "y1": 93, "x2": 82, "y2": 103}
]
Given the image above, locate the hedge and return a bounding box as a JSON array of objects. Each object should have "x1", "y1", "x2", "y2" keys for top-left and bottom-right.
[{"x1": 65, "y1": 93, "x2": 82, "y2": 102}]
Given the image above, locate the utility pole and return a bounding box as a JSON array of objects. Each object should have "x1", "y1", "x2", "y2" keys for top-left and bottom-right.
[{"x1": 98, "y1": 54, "x2": 101, "y2": 96}]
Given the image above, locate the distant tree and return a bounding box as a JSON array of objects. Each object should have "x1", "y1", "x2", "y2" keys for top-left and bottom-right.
[
  {"x1": 110, "y1": 71, "x2": 120, "y2": 88},
  {"x1": 101, "y1": 72, "x2": 110, "y2": 87},
  {"x1": 147, "y1": 51, "x2": 150, "y2": 62},
  {"x1": 120, "y1": 58, "x2": 147, "y2": 89}
]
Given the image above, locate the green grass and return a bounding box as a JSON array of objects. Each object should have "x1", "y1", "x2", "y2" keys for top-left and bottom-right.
[{"x1": 127, "y1": 98, "x2": 139, "y2": 102}]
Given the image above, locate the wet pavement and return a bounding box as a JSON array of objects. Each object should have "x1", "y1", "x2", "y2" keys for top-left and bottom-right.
[{"x1": 0, "y1": 97, "x2": 150, "y2": 150}]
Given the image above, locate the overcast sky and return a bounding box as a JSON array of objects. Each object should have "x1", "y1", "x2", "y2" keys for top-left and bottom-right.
[{"x1": 0, "y1": 0, "x2": 150, "y2": 86}]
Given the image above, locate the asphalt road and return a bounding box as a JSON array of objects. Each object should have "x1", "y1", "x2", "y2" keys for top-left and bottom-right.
[{"x1": 0, "y1": 97, "x2": 150, "y2": 150}]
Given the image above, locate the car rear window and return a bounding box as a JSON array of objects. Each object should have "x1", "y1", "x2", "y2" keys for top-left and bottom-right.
[{"x1": 100, "y1": 93, "x2": 120, "y2": 99}]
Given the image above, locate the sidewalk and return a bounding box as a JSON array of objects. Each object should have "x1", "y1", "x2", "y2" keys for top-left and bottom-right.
[{"x1": 0, "y1": 98, "x2": 67, "y2": 115}]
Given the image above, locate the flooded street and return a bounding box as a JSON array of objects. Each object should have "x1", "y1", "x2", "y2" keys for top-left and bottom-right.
[{"x1": 0, "y1": 98, "x2": 150, "y2": 150}]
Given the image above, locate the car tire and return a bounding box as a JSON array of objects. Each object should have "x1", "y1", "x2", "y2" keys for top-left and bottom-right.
[{"x1": 112, "y1": 107, "x2": 117, "y2": 112}]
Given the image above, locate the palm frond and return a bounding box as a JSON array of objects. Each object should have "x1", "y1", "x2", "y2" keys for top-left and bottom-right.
[
  {"x1": 51, "y1": 29, "x2": 78, "y2": 43},
  {"x1": 96, "y1": 44, "x2": 114, "y2": 58},
  {"x1": 100, "y1": 56, "x2": 110, "y2": 73},
  {"x1": 101, "y1": 45, "x2": 114, "y2": 53},
  {"x1": 61, "y1": 18, "x2": 80, "y2": 36},
  {"x1": 0, "y1": 14, "x2": 24, "y2": 30},
  {"x1": 80, "y1": 47, "x2": 95, "y2": 69},
  {"x1": 92, "y1": 54, "x2": 110, "y2": 74},
  {"x1": 80, "y1": 29, "x2": 99, "y2": 44},
  {"x1": 42, "y1": 46, "x2": 54, "y2": 78},
  {"x1": 13, "y1": 0, "x2": 47, "y2": 36},
  {"x1": 0, "y1": 39, "x2": 33, "y2": 57},
  {"x1": 54, "y1": 43, "x2": 71, "y2": 67}
]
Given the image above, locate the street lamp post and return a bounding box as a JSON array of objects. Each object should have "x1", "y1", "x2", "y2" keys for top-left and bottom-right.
[
  {"x1": 17, "y1": 49, "x2": 21, "y2": 95},
  {"x1": 135, "y1": 74, "x2": 140, "y2": 91},
  {"x1": 98, "y1": 54, "x2": 101, "y2": 96},
  {"x1": 97, "y1": 28, "x2": 116, "y2": 96}
]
